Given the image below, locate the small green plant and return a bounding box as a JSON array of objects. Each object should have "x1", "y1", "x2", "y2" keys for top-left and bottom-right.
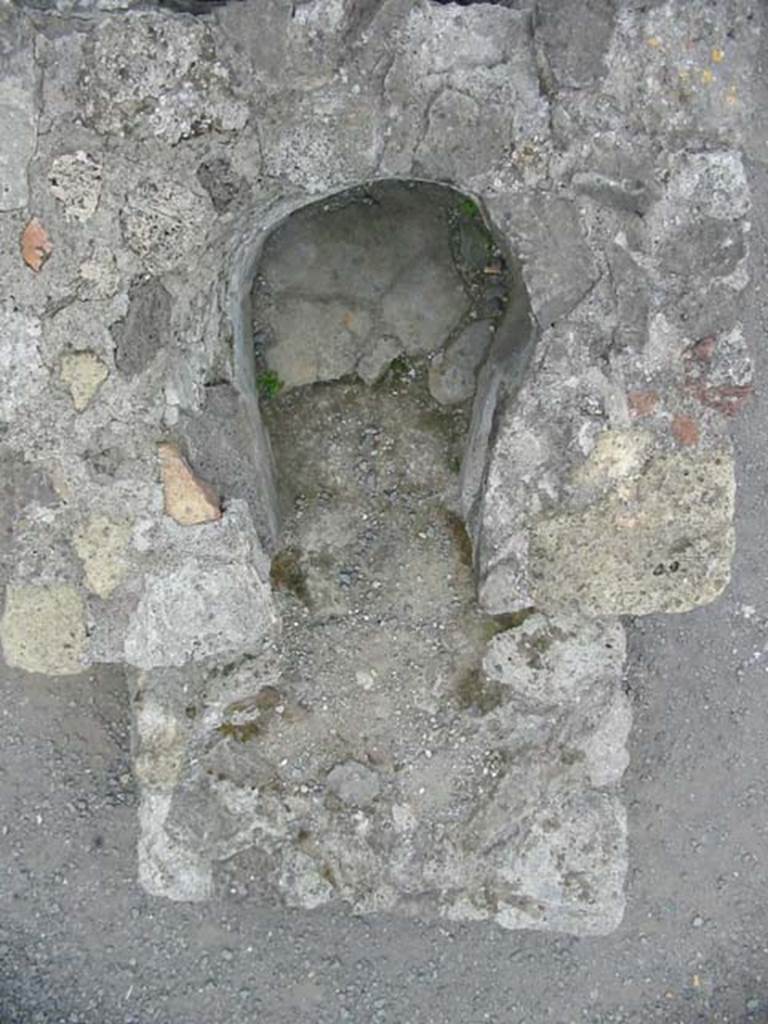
[
  {"x1": 457, "y1": 196, "x2": 481, "y2": 220},
  {"x1": 389, "y1": 355, "x2": 411, "y2": 377},
  {"x1": 256, "y1": 369, "x2": 284, "y2": 398}
]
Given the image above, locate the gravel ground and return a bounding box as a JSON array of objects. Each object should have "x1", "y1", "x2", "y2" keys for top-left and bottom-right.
[{"x1": 2, "y1": 47, "x2": 768, "y2": 1024}]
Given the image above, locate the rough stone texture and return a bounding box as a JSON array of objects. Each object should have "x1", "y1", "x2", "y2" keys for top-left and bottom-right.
[
  {"x1": 78, "y1": 14, "x2": 248, "y2": 143},
  {"x1": 0, "y1": 584, "x2": 86, "y2": 676},
  {"x1": 119, "y1": 177, "x2": 210, "y2": 273},
  {"x1": 112, "y1": 277, "x2": 172, "y2": 377},
  {"x1": 530, "y1": 447, "x2": 736, "y2": 616},
  {"x1": 48, "y1": 151, "x2": 102, "y2": 223},
  {"x1": 145, "y1": 605, "x2": 629, "y2": 933},
  {"x1": 0, "y1": 303, "x2": 46, "y2": 426},
  {"x1": 0, "y1": 0, "x2": 756, "y2": 939}
]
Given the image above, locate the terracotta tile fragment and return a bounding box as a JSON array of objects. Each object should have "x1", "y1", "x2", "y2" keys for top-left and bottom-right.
[
  {"x1": 671, "y1": 414, "x2": 700, "y2": 447},
  {"x1": 21, "y1": 217, "x2": 53, "y2": 272},
  {"x1": 158, "y1": 442, "x2": 221, "y2": 526},
  {"x1": 627, "y1": 390, "x2": 659, "y2": 418},
  {"x1": 695, "y1": 383, "x2": 753, "y2": 417}
]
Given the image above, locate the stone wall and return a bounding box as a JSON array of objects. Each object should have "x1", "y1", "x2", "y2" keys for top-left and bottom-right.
[{"x1": 0, "y1": 0, "x2": 758, "y2": 934}]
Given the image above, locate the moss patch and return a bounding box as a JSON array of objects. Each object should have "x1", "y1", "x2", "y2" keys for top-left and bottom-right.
[
  {"x1": 270, "y1": 547, "x2": 309, "y2": 604},
  {"x1": 455, "y1": 668, "x2": 504, "y2": 714}
]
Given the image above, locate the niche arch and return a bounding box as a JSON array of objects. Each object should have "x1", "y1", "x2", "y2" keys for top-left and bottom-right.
[{"x1": 226, "y1": 177, "x2": 536, "y2": 574}]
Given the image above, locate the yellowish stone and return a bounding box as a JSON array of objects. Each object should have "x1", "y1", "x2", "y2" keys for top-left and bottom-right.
[
  {"x1": 60, "y1": 351, "x2": 109, "y2": 411},
  {"x1": 73, "y1": 515, "x2": 132, "y2": 598},
  {"x1": 531, "y1": 451, "x2": 735, "y2": 616},
  {"x1": 573, "y1": 429, "x2": 652, "y2": 490},
  {"x1": 0, "y1": 584, "x2": 86, "y2": 676}
]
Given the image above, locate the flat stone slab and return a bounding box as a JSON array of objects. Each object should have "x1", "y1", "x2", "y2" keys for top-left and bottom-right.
[{"x1": 136, "y1": 607, "x2": 630, "y2": 935}]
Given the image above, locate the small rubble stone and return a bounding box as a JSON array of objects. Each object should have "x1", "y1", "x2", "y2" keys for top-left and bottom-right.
[
  {"x1": 0, "y1": 304, "x2": 45, "y2": 426},
  {"x1": 78, "y1": 250, "x2": 121, "y2": 300},
  {"x1": 356, "y1": 335, "x2": 402, "y2": 385},
  {"x1": 0, "y1": 583, "x2": 86, "y2": 676},
  {"x1": 158, "y1": 443, "x2": 221, "y2": 526},
  {"x1": 326, "y1": 761, "x2": 381, "y2": 808},
  {"x1": 48, "y1": 151, "x2": 102, "y2": 223},
  {"x1": 671, "y1": 414, "x2": 700, "y2": 447},
  {"x1": 73, "y1": 515, "x2": 131, "y2": 598},
  {"x1": 120, "y1": 178, "x2": 209, "y2": 272},
  {"x1": 60, "y1": 351, "x2": 109, "y2": 411},
  {"x1": 113, "y1": 277, "x2": 172, "y2": 377},
  {"x1": 627, "y1": 390, "x2": 659, "y2": 419},
  {"x1": 380, "y1": 259, "x2": 468, "y2": 356}
]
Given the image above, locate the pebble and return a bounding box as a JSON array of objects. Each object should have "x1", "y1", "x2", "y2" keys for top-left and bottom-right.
[{"x1": 692, "y1": 915, "x2": 704, "y2": 928}]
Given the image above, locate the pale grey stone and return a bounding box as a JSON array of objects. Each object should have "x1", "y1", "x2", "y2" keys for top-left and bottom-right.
[
  {"x1": 0, "y1": 77, "x2": 36, "y2": 211},
  {"x1": 494, "y1": 791, "x2": 627, "y2": 936},
  {"x1": 488, "y1": 194, "x2": 598, "y2": 327},
  {"x1": 380, "y1": 259, "x2": 468, "y2": 357},
  {"x1": 48, "y1": 151, "x2": 102, "y2": 223},
  {"x1": 0, "y1": 304, "x2": 45, "y2": 427},
  {"x1": 265, "y1": 298, "x2": 372, "y2": 387},
  {"x1": 482, "y1": 613, "x2": 626, "y2": 712},
  {"x1": 356, "y1": 334, "x2": 402, "y2": 385},
  {"x1": 124, "y1": 558, "x2": 275, "y2": 670},
  {"x1": 428, "y1": 320, "x2": 494, "y2": 405},
  {"x1": 326, "y1": 761, "x2": 381, "y2": 808}
]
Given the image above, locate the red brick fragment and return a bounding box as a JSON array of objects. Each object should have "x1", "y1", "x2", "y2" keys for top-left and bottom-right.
[
  {"x1": 21, "y1": 217, "x2": 53, "y2": 272},
  {"x1": 695, "y1": 383, "x2": 754, "y2": 417},
  {"x1": 671, "y1": 414, "x2": 700, "y2": 447},
  {"x1": 627, "y1": 390, "x2": 659, "y2": 418}
]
